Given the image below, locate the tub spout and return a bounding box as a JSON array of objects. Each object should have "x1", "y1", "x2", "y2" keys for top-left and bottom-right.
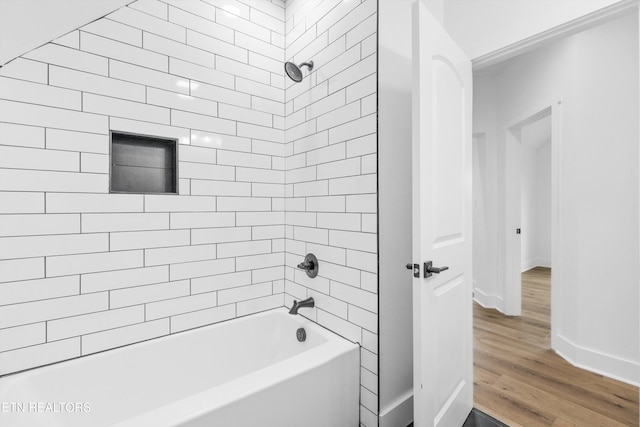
[{"x1": 289, "y1": 297, "x2": 314, "y2": 315}]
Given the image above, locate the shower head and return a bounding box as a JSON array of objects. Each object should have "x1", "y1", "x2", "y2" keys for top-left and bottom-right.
[{"x1": 284, "y1": 60, "x2": 314, "y2": 83}]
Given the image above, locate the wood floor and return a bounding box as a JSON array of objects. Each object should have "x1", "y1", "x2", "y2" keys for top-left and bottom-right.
[{"x1": 473, "y1": 267, "x2": 639, "y2": 427}]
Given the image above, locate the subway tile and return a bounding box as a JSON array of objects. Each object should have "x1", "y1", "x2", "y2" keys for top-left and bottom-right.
[
  {"x1": 217, "y1": 9, "x2": 270, "y2": 42},
  {"x1": 286, "y1": 23, "x2": 315, "y2": 60},
  {"x1": 217, "y1": 196, "x2": 271, "y2": 211},
  {"x1": 168, "y1": 6, "x2": 233, "y2": 43},
  {"x1": 110, "y1": 280, "x2": 190, "y2": 308},
  {"x1": 170, "y1": 257, "x2": 235, "y2": 280},
  {"x1": 287, "y1": 120, "x2": 317, "y2": 144},
  {"x1": 329, "y1": 53, "x2": 376, "y2": 95},
  {"x1": 190, "y1": 81, "x2": 251, "y2": 109},
  {"x1": 81, "y1": 32, "x2": 168, "y2": 72},
  {"x1": 110, "y1": 229, "x2": 190, "y2": 251},
  {"x1": 349, "y1": 305, "x2": 377, "y2": 333},
  {"x1": 82, "y1": 318, "x2": 169, "y2": 355},
  {"x1": 109, "y1": 7, "x2": 186, "y2": 42},
  {"x1": 293, "y1": 180, "x2": 328, "y2": 197},
  {"x1": 306, "y1": 89, "x2": 346, "y2": 120},
  {"x1": 285, "y1": 211, "x2": 316, "y2": 227},
  {"x1": 0, "y1": 338, "x2": 80, "y2": 376},
  {"x1": 237, "y1": 123, "x2": 284, "y2": 145},
  {"x1": 81, "y1": 18, "x2": 142, "y2": 47},
  {"x1": 47, "y1": 193, "x2": 143, "y2": 213},
  {"x1": 332, "y1": 281, "x2": 377, "y2": 314},
  {"x1": 317, "y1": 101, "x2": 361, "y2": 132},
  {"x1": 306, "y1": 142, "x2": 345, "y2": 166},
  {"x1": 361, "y1": 366, "x2": 378, "y2": 394},
  {"x1": 236, "y1": 211, "x2": 284, "y2": 226},
  {"x1": 47, "y1": 306, "x2": 145, "y2": 340},
  {"x1": 285, "y1": 109, "x2": 306, "y2": 130},
  {"x1": 191, "y1": 130, "x2": 251, "y2": 152},
  {"x1": 329, "y1": 230, "x2": 376, "y2": 253},
  {"x1": 167, "y1": 0, "x2": 217, "y2": 20},
  {"x1": 236, "y1": 167, "x2": 283, "y2": 184},
  {"x1": 170, "y1": 212, "x2": 235, "y2": 229},
  {"x1": 218, "y1": 240, "x2": 271, "y2": 258},
  {"x1": 145, "y1": 244, "x2": 217, "y2": 266},
  {"x1": 0, "y1": 275, "x2": 79, "y2": 306},
  {"x1": 249, "y1": 51, "x2": 282, "y2": 74},
  {"x1": 146, "y1": 292, "x2": 218, "y2": 320},
  {"x1": 80, "y1": 153, "x2": 109, "y2": 174},
  {"x1": 0, "y1": 258, "x2": 44, "y2": 283},
  {"x1": 253, "y1": 225, "x2": 285, "y2": 240},
  {"x1": 0, "y1": 292, "x2": 107, "y2": 329},
  {"x1": 361, "y1": 152, "x2": 376, "y2": 174},
  {"x1": 293, "y1": 131, "x2": 328, "y2": 154},
  {"x1": 53, "y1": 31, "x2": 80, "y2": 49},
  {"x1": 0, "y1": 192, "x2": 44, "y2": 214},
  {"x1": 46, "y1": 129, "x2": 109, "y2": 154},
  {"x1": 346, "y1": 194, "x2": 377, "y2": 213},
  {"x1": 219, "y1": 103, "x2": 272, "y2": 127},
  {"x1": 110, "y1": 60, "x2": 189, "y2": 95},
  {"x1": 293, "y1": 225, "x2": 328, "y2": 245},
  {"x1": 235, "y1": 32, "x2": 283, "y2": 61},
  {"x1": 329, "y1": 174, "x2": 376, "y2": 196},
  {"x1": 317, "y1": 309, "x2": 360, "y2": 343},
  {"x1": 236, "y1": 293, "x2": 283, "y2": 316},
  {"x1": 191, "y1": 270, "x2": 252, "y2": 293},
  {"x1": 285, "y1": 196, "x2": 305, "y2": 211},
  {"x1": 0, "y1": 214, "x2": 79, "y2": 237},
  {"x1": 218, "y1": 281, "x2": 271, "y2": 305},
  {"x1": 329, "y1": 113, "x2": 376, "y2": 145},
  {"x1": 252, "y1": 266, "x2": 284, "y2": 283},
  {"x1": 317, "y1": 212, "x2": 360, "y2": 231},
  {"x1": 0, "y1": 122, "x2": 44, "y2": 149},
  {"x1": 236, "y1": 252, "x2": 283, "y2": 271},
  {"x1": 50, "y1": 66, "x2": 146, "y2": 102},
  {"x1": 327, "y1": 0, "x2": 376, "y2": 43},
  {"x1": 148, "y1": 87, "x2": 218, "y2": 116},
  {"x1": 0, "y1": 146, "x2": 79, "y2": 172},
  {"x1": 306, "y1": 243, "x2": 345, "y2": 267},
  {"x1": 0, "y1": 233, "x2": 108, "y2": 260},
  {"x1": 81, "y1": 265, "x2": 168, "y2": 293},
  {"x1": 304, "y1": 195, "x2": 345, "y2": 213},
  {"x1": 186, "y1": 30, "x2": 247, "y2": 63},
  {"x1": 347, "y1": 249, "x2": 377, "y2": 273},
  {"x1": 362, "y1": 329, "x2": 377, "y2": 354},
  {"x1": 83, "y1": 93, "x2": 170, "y2": 124},
  {"x1": 171, "y1": 303, "x2": 236, "y2": 333},
  {"x1": 191, "y1": 227, "x2": 251, "y2": 245},
  {"x1": 250, "y1": 7, "x2": 284, "y2": 34},
  {"x1": 361, "y1": 348, "x2": 378, "y2": 375},
  {"x1": 0, "y1": 100, "x2": 108, "y2": 134},
  {"x1": 236, "y1": 78, "x2": 283, "y2": 102},
  {"x1": 145, "y1": 195, "x2": 216, "y2": 212},
  {"x1": 171, "y1": 110, "x2": 236, "y2": 136},
  {"x1": 317, "y1": 157, "x2": 360, "y2": 180},
  {"x1": 361, "y1": 271, "x2": 377, "y2": 293},
  {"x1": 218, "y1": 150, "x2": 271, "y2": 169},
  {"x1": 179, "y1": 144, "x2": 217, "y2": 164},
  {"x1": 82, "y1": 213, "x2": 168, "y2": 232},
  {"x1": 0, "y1": 169, "x2": 108, "y2": 193},
  {"x1": 308, "y1": 289, "x2": 348, "y2": 319},
  {"x1": 47, "y1": 250, "x2": 144, "y2": 277},
  {"x1": 24, "y1": 43, "x2": 108, "y2": 75},
  {"x1": 361, "y1": 212, "x2": 377, "y2": 234},
  {"x1": 322, "y1": 261, "x2": 361, "y2": 288},
  {"x1": 111, "y1": 117, "x2": 191, "y2": 145},
  {"x1": 0, "y1": 323, "x2": 45, "y2": 352},
  {"x1": 346, "y1": 12, "x2": 376, "y2": 49},
  {"x1": 293, "y1": 80, "x2": 328, "y2": 111},
  {"x1": 0, "y1": 76, "x2": 81, "y2": 110},
  {"x1": 252, "y1": 182, "x2": 285, "y2": 197},
  {"x1": 346, "y1": 73, "x2": 376, "y2": 104},
  {"x1": 190, "y1": 180, "x2": 251, "y2": 196},
  {"x1": 0, "y1": 58, "x2": 47, "y2": 84},
  {"x1": 360, "y1": 386, "x2": 378, "y2": 414},
  {"x1": 169, "y1": 58, "x2": 234, "y2": 89},
  {"x1": 129, "y1": 0, "x2": 168, "y2": 19}
]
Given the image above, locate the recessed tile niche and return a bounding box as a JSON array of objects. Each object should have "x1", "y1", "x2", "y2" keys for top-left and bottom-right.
[{"x1": 110, "y1": 131, "x2": 177, "y2": 194}]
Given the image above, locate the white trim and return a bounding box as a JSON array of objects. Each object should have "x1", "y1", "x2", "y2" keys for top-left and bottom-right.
[
  {"x1": 472, "y1": 0, "x2": 640, "y2": 70},
  {"x1": 379, "y1": 391, "x2": 413, "y2": 427},
  {"x1": 555, "y1": 334, "x2": 640, "y2": 387},
  {"x1": 473, "y1": 287, "x2": 500, "y2": 311}
]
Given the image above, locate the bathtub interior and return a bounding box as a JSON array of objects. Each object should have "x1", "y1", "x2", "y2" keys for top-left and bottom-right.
[{"x1": 0, "y1": 308, "x2": 358, "y2": 427}]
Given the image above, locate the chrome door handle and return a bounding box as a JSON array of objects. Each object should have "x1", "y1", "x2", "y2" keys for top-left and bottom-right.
[{"x1": 424, "y1": 261, "x2": 448, "y2": 278}]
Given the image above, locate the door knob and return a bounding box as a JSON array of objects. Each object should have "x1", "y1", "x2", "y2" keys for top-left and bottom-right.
[
  {"x1": 424, "y1": 261, "x2": 448, "y2": 278},
  {"x1": 406, "y1": 263, "x2": 420, "y2": 278}
]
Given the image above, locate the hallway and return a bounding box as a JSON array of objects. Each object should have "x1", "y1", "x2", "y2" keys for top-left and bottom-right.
[{"x1": 473, "y1": 267, "x2": 639, "y2": 426}]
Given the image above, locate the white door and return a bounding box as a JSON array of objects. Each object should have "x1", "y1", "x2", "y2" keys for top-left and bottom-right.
[{"x1": 411, "y1": 2, "x2": 473, "y2": 426}]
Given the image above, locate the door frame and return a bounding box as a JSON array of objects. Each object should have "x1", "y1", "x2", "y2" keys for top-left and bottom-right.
[{"x1": 500, "y1": 99, "x2": 562, "y2": 348}]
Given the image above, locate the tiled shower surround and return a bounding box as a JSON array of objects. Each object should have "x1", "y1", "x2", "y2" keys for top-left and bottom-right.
[{"x1": 0, "y1": 0, "x2": 377, "y2": 424}]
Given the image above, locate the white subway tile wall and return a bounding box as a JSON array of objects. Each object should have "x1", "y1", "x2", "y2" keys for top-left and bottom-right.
[
  {"x1": 0, "y1": 0, "x2": 286, "y2": 374},
  {"x1": 284, "y1": 0, "x2": 378, "y2": 425},
  {"x1": 0, "y1": 0, "x2": 378, "y2": 425}
]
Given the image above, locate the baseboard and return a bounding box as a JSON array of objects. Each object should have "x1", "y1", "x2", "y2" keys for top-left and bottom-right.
[
  {"x1": 521, "y1": 259, "x2": 552, "y2": 272},
  {"x1": 473, "y1": 287, "x2": 500, "y2": 310},
  {"x1": 379, "y1": 390, "x2": 413, "y2": 427},
  {"x1": 555, "y1": 334, "x2": 639, "y2": 386}
]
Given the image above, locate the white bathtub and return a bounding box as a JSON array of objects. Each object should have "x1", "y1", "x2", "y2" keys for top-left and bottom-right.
[{"x1": 0, "y1": 308, "x2": 360, "y2": 427}]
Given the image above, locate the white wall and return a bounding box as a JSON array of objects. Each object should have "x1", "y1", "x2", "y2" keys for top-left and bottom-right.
[
  {"x1": 473, "y1": 12, "x2": 639, "y2": 384},
  {"x1": 443, "y1": 0, "x2": 620, "y2": 59},
  {"x1": 378, "y1": 1, "x2": 414, "y2": 426},
  {"x1": 283, "y1": 1, "x2": 378, "y2": 425},
  {"x1": 535, "y1": 141, "x2": 552, "y2": 267}
]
